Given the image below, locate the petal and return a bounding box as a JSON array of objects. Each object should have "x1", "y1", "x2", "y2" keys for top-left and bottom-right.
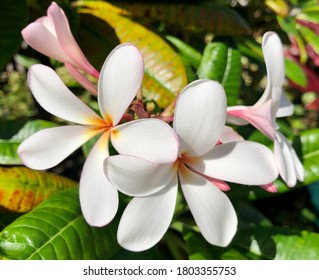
[
  {"x1": 98, "y1": 44, "x2": 144, "y2": 126},
  {"x1": 80, "y1": 132, "x2": 119, "y2": 227},
  {"x1": 104, "y1": 155, "x2": 176, "y2": 196},
  {"x1": 178, "y1": 164, "x2": 237, "y2": 247},
  {"x1": 274, "y1": 132, "x2": 298, "y2": 187},
  {"x1": 48, "y1": 2, "x2": 99, "y2": 78},
  {"x1": 240, "y1": 100, "x2": 276, "y2": 140},
  {"x1": 260, "y1": 183, "x2": 278, "y2": 193},
  {"x1": 65, "y1": 63, "x2": 97, "y2": 96},
  {"x1": 220, "y1": 126, "x2": 244, "y2": 143},
  {"x1": 28, "y1": 64, "x2": 104, "y2": 126},
  {"x1": 111, "y1": 119, "x2": 179, "y2": 163},
  {"x1": 117, "y1": 176, "x2": 178, "y2": 251},
  {"x1": 173, "y1": 80, "x2": 227, "y2": 157},
  {"x1": 277, "y1": 94, "x2": 294, "y2": 118},
  {"x1": 255, "y1": 32, "x2": 285, "y2": 106},
  {"x1": 290, "y1": 146, "x2": 304, "y2": 182},
  {"x1": 189, "y1": 141, "x2": 279, "y2": 185},
  {"x1": 18, "y1": 125, "x2": 99, "y2": 170},
  {"x1": 226, "y1": 106, "x2": 250, "y2": 126},
  {"x1": 21, "y1": 22, "x2": 69, "y2": 63}
]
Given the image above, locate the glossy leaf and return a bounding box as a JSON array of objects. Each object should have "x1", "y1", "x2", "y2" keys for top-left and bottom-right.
[
  {"x1": 0, "y1": 120, "x2": 58, "y2": 165},
  {"x1": 298, "y1": 128, "x2": 319, "y2": 185},
  {"x1": 277, "y1": 16, "x2": 308, "y2": 63},
  {"x1": 0, "y1": 167, "x2": 77, "y2": 213},
  {"x1": 165, "y1": 35, "x2": 202, "y2": 69},
  {"x1": 0, "y1": 0, "x2": 28, "y2": 71},
  {"x1": 107, "y1": 2, "x2": 250, "y2": 36},
  {"x1": 184, "y1": 226, "x2": 319, "y2": 260},
  {"x1": 197, "y1": 42, "x2": 241, "y2": 106},
  {"x1": 0, "y1": 188, "x2": 119, "y2": 259},
  {"x1": 298, "y1": 24, "x2": 319, "y2": 55},
  {"x1": 285, "y1": 57, "x2": 307, "y2": 87},
  {"x1": 77, "y1": 1, "x2": 188, "y2": 108}
]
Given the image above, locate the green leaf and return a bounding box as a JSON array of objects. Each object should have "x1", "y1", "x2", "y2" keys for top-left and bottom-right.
[
  {"x1": 285, "y1": 57, "x2": 307, "y2": 87},
  {"x1": 277, "y1": 16, "x2": 308, "y2": 63},
  {"x1": 165, "y1": 35, "x2": 202, "y2": 69},
  {"x1": 0, "y1": 167, "x2": 77, "y2": 213},
  {"x1": 298, "y1": 24, "x2": 319, "y2": 55},
  {"x1": 235, "y1": 36, "x2": 263, "y2": 60},
  {"x1": 298, "y1": 128, "x2": 319, "y2": 185},
  {"x1": 197, "y1": 42, "x2": 241, "y2": 106},
  {"x1": 0, "y1": 120, "x2": 58, "y2": 165},
  {"x1": 77, "y1": 1, "x2": 188, "y2": 108},
  {"x1": 184, "y1": 225, "x2": 319, "y2": 260},
  {"x1": 0, "y1": 188, "x2": 119, "y2": 259},
  {"x1": 0, "y1": 0, "x2": 28, "y2": 71}
]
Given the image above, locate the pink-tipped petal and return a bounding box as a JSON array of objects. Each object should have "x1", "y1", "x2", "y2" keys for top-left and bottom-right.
[
  {"x1": 111, "y1": 119, "x2": 179, "y2": 164},
  {"x1": 98, "y1": 44, "x2": 144, "y2": 126},
  {"x1": 65, "y1": 63, "x2": 97, "y2": 95},
  {"x1": 18, "y1": 125, "x2": 99, "y2": 170},
  {"x1": 227, "y1": 106, "x2": 250, "y2": 126},
  {"x1": 235, "y1": 100, "x2": 276, "y2": 140},
  {"x1": 48, "y1": 2, "x2": 99, "y2": 77},
  {"x1": 117, "y1": 176, "x2": 178, "y2": 252},
  {"x1": 174, "y1": 80, "x2": 227, "y2": 157},
  {"x1": 178, "y1": 163, "x2": 237, "y2": 247},
  {"x1": 260, "y1": 183, "x2": 278, "y2": 193},
  {"x1": 22, "y1": 22, "x2": 69, "y2": 63},
  {"x1": 190, "y1": 141, "x2": 278, "y2": 185},
  {"x1": 80, "y1": 132, "x2": 119, "y2": 227},
  {"x1": 28, "y1": 64, "x2": 103, "y2": 126},
  {"x1": 104, "y1": 155, "x2": 176, "y2": 196}
]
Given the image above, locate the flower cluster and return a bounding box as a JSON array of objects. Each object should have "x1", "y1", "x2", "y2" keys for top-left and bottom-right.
[{"x1": 19, "y1": 2, "x2": 303, "y2": 252}]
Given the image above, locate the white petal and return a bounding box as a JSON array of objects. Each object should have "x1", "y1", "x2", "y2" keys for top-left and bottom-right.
[
  {"x1": 256, "y1": 32, "x2": 285, "y2": 106},
  {"x1": 277, "y1": 94, "x2": 294, "y2": 118},
  {"x1": 220, "y1": 126, "x2": 244, "y2": 143},
  {"x1": 174, "y1": 80, "x2": 226, "y2": 157},
  {"x1": 104, "y1": 155, "x2": 176, "y2": 196},
  {"x1": 117, "y1": 177, "x2": 178, "y2": 252},
  {"x1": 189, "y1": 141, "x2": 278, "y2": 185},
  {"x1": 80, "y1": 132, "x2": 119, "y2": 227},
  {"x1": 178, "y1": 164, "x2": 237, "y2": 247},
  {"x1": 274, "y1": 132, "x2": 297, "y2": 187},
  {"x1": 98, "y1": 44, "x2": 144, "y2": 126},
  {"x1": 111, "y1": 119, "x2": 179, "y2": 163},
  {"x1": 290, "y1": 146, "x2": 304, "y2": 182},
  {"x1": 28, "y1": 65, "x2": 104, "y2": 125},
  {"x1": 18, "y1": 125, "x2": 99, "y2": 170}
]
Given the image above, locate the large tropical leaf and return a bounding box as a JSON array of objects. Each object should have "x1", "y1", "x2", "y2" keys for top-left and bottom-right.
[
  {"x1": 0, "y1": 0, "x2": 28, "y2": 71},
  {"x1": 108, "y1": 2, "x2": 251, "y2": 36},
  {"x1": 184, "y1": 226, "x2": 319, "y2": 260},
  {"x1": 0, "y1": 188, "x2": 119, "y2": 259},
  {"x1": 0, "y1": 120, "x2": 58, "y2": 165},
  {"x1": 0, "y1": 167, "x2": 77, "y2": 213},
  {"x1": 197, "y1": 42, "x2": 241, "y2": 106},
  {"x1": 76, "y1": 1, "x2": 188, "y2": 108}
]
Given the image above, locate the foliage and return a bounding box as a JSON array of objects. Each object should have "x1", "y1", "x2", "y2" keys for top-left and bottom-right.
[{"x1": 0, "y1": 0, "x2": 319, "y2": 260}]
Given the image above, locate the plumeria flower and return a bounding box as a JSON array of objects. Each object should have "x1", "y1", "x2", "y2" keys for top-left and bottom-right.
[
  {"x1": 18, "y1": 44, "x2": 179, "y2": 227},
  {"x1": 22, "y1": 2, "x2": 99, "y2": 94},
  {"x1": 227, "y1": 32, "x2": 304, "y2": 187},
  {"x1": 104, "y1": 79, "x2": 278, "y2": 252}
]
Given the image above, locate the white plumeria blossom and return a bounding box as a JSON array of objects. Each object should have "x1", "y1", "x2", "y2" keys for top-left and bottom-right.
[
  {"x1": 18, "y1": 43, "x2": 179, "y2": 227},
  {"x1": 227, "y1": 32, "x2": 304, "y2": 187},
  {"x1": 104, "y1": 79, "x2": 279, "y2": 252}
]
